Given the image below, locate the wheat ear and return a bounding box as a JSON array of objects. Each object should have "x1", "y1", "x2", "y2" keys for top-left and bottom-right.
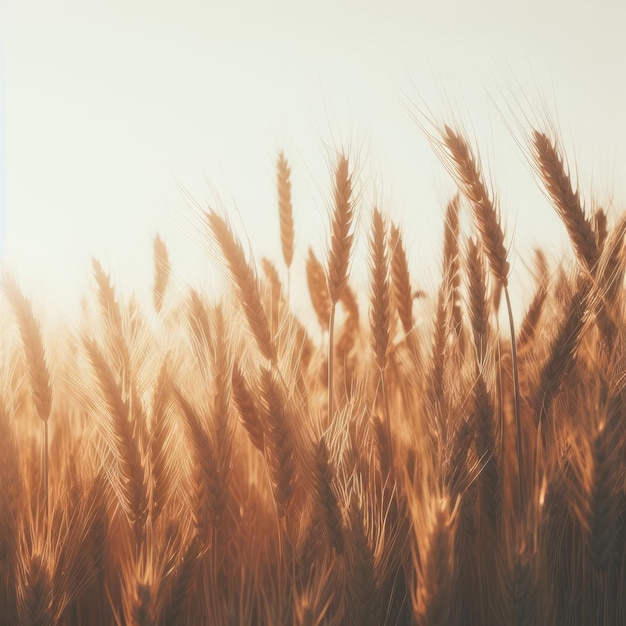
[
  {"x1": 306, "y1": 248, "x2": 331, "y2": 332},
  {"x1": 427, "y1": 284, "x2": 448, "y2": 448},
  {"x1": 594, "y1": 207, "x2": 608, "y2": 251},
  {"x1": 162, "y1": 536, "x2": 204, "y2": 625},
  {"x1": 0, "y1": 395, "x2": 22, "y2": 574},
  {"x1": 441, "y1": 126, "x2": 509, "y2": 285},
  {"x1": 389, "y1": 221, "x2": 413, "y2": 335},
  {"x1": 466, "y1": 240, "x2": 500, "y2": 527},
  {"x1": 369, "y1": 208, "x2": 390, "y2": 373},
  {"x1": 531, "y1": 130, "x2": 598, "y2": 271},
  {"x1": 173, "y1": 386, "x2": 223, "y2": 539},
  {"x1": 18, "y1": 551, "x2": 53, "y2": 626},
  {"x1": 149, "y1": 360, "x2": 174, "y2": 522},
  {"x1": 586, "y1": 389, "x2": 623, "y2": 570},
  {"x1": 369, "y1": 208, "x2": 393, "y2": 469},
  {"x1": 413, "y1": 504, "x2": 455, "y2": 626},
  {"x1": 336, "y1": 284, "x2": 360, "y2": 389},
  {"x1": 186, "y1": 288, "x2": 212, "y2": 375},
  {"x1": 208, "y1": 304, "x2": 234, "y2": 505},
  {"x1": 232, "y1": 361, "x2": 265, "y2": 453},
  {"x1": 313, "y1": 438, "x2": 344, "y2": 553},
  {"x1": 259, "y1": 367, "x2": 296, "y2": 516},
  {"x1": 3, "y1": 276, "x2": 52, "y2": 526},
  {"x1": 345, "y1": 494, "x2": 379, "y2": 626},
  {"x1": 152, "y1": 235, "x2": 170, "y2": 314},
  {"x1": 593, "y1": 213, "x2": 626, "y2": 348},
  {"x1": 91, "y1": 258, "x2": 132, "y2": 385},
  {"x1": 517, "y1": 284, "x2": 548, "y2": 356},
  {"x1": 327, "y1": 153, "x2": 355, "y2": 304},
  {"x1": 443, "y1": 194, "x2": 463, "y2": 338},
  {"x1": 277, "y1": 152, "x2": 295, "y2": 280},
  {"x1": 83, "y1": 335, "x2": 148, "y2": 545},
  {"x1": 206, "y1": 210, "x2": 276, "y2": 363},
  {"x1": 466, "y1": 239, "x2": 489, "y2": 361},
  {"x1": 534, "y1": 277, "x2": 590, "y2": 428},
  {"x1": 440, "y1": 125, "x2": 524, "y2": 514}
]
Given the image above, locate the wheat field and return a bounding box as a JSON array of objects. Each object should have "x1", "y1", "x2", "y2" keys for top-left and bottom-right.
[{"x1": 1, "y1": 121, "x2": 625, "y2": 626}]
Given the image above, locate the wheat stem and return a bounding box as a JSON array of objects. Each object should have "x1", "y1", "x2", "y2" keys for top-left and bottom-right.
[{"x1": 504, "y1": 285, "x2": 525, "y2": 515}]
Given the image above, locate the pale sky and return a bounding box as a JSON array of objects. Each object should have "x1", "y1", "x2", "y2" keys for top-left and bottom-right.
[{"x1": 3, "y1": 0, "x2": 626, "y2": 322}]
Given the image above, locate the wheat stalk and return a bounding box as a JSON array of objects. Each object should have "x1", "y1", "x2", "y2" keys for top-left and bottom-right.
[
  {"x1": 327, "y1": 154, "x2": 356, "y2": 425},
  {"x1": 440, "y1": 125, "x2": 525, "y2": 515}
]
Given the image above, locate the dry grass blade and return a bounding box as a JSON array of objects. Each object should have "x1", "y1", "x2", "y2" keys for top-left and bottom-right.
[
  {"x1": 277, "y1": 151, "x2": 295, "y2": 270},
  {"x1": 205, "y1": 210, "x2": 276, "y2": 363}
]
